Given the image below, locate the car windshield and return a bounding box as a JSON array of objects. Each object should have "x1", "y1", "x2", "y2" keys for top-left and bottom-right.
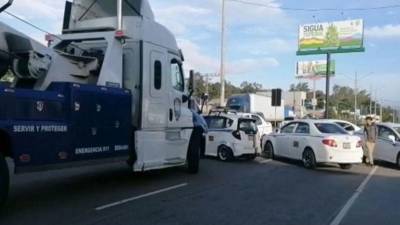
[
  {"x1": 239, "y1": 119, "x2": 257, "y2": 134},
  {"x1": 314, "y1": 123, "x2": 348, "y2": 134}
]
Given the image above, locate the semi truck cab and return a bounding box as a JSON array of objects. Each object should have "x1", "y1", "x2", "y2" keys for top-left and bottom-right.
[{"x1": 0, "y1": 0, "x2": 206, "y2": 207}]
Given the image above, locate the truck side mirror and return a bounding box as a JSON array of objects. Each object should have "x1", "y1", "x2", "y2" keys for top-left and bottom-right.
[
  {"x1": 388, "y1": 135, "x2": 396, "y2": 145},
  {"x1": 188, "y1": 70, "x2": 196, "y2": 95}
]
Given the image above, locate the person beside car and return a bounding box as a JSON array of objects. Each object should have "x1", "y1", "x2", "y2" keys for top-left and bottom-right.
[{"x1": 363, "y1": 116, "x2": 378, "y2": 166}]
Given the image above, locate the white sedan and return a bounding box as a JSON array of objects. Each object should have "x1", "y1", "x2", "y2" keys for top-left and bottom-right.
[{"x1": 262, "y1": 120, "x2": 363, "y2": 169}]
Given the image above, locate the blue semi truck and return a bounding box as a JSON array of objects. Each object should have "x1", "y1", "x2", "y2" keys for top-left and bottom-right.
[{"x1": 0, "y1": 0, "x2": 207, "y2": 207}]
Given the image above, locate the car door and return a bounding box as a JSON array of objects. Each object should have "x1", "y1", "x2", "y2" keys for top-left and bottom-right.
[
  {"x1": 292, "y1": 122, "x2": 310, "y2": 160},
  {"x1": 275, "y1": 122, "x2": 297, "y2": 157},
  {"x1": 204, "y1": 116, "x2": 231, "y2": 156},
  {"x1": 377, "y1": 126, "x2": 399, "y2": 163}
]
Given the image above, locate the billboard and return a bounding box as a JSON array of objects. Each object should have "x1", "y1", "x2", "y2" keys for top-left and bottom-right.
[
  {"x1": 297, "y1": 19, "x2": 364, "y2": 55},
  {"x1": 296, "y1": 60, "x2": 335, "y2": 78}
]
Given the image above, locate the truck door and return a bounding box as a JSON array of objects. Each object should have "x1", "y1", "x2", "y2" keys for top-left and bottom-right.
[{"x1": 166, "y1": 55, "x2": 193, "y2": 160}]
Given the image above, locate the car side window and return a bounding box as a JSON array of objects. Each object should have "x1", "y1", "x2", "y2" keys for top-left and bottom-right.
[
  {"x1": 251, "y1": 115, "x2": 262, "y2": 125},
  {"x1": 337, "y1": 122, "x2": 355, "y2": 131},
  {"x1": 281, "y1": 123, "x2": 297, "y2": 134},
  {"x1": 378, "y1": 126, "x2": 396, "y2": 140},
  {"x1": 295, "y1": 123, "x2": 310, "y2": 134},
  {"x1": 206, "y1": 117, "x2": 232, "y2": 129}
]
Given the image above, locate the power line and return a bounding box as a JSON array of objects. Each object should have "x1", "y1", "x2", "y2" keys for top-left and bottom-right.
[
  {"x1": 4, "y1": 11, "x2": 56, "y2": 37},
  {"x1": 3, "y1": 11, "x2": 88, "y2": 53},
  {"x1": 227, "y1": 0, "x2": 400, "y2": 12}
]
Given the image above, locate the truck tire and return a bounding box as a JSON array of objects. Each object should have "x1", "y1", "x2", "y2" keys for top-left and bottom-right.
[
  {"x1": 186, "y1": 129, "x2": 201, "y2": 174},
  {"x1": 0, "y1": 153, "x2": 9, "y2": 208}
]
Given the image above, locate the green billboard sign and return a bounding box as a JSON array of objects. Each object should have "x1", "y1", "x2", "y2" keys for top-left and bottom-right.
[
  {"x1": 296, "y1": 60, "x2": 335, "y2": 78},
  {"x1": 297, "y1": 19, "x2": 365, "y2": 55}
]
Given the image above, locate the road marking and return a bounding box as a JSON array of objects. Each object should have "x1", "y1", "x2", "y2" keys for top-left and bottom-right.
[
  {"x1": 95, "y1": 183, "x2": 188, "y2": 211},
  {"x1": 330, "y1": 166, "x2": 379, "y2": 225},
  {"x1": 258, "y1": 159, "x2": 272, "y2": 164}
]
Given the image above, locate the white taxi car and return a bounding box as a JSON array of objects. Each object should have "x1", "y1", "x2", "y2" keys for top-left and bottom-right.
[
  {"x1": 203, "y1": 114, "x2": 258, "y2": 161},
  {"x1": 262, "y1": 120, "x2": 363, "y2": 169}
]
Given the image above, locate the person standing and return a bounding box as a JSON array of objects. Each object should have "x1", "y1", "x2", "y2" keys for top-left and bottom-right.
[{"x1": 364, "y1": 116, "x2": 378, "y2": 166}]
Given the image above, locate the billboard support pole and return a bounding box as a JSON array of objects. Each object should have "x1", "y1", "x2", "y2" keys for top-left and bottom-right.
[
  {"x1": 313, "y1": 78, "x2": 316, "y2": 118},
  {"x1": 324, "y1": 53, "x2": 331, "y2": 119}
]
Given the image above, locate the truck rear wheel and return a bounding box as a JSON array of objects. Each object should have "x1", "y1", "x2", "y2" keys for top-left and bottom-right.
[
  {"x1": 0, "y1": 153, "x2": 9, "y2": 208},
  {"x1": 186, "y1": 129, "x2": 201, "y2": 174}
]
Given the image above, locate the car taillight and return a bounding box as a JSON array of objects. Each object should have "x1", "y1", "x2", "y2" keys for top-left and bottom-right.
[
  {"x1": 322, "y1": 139, "x2": 338, "y2": 147},
  {"x1": 356, "y1": 140, "x2": 363, "y2": 148}
]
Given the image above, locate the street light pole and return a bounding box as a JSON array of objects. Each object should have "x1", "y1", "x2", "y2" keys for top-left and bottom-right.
[
  {"x1": 219, "y1": 0, "x2": 226, "y2": 107},
  {"x1": 354, "y1": 72, "x2": 358, "y2": 123}
]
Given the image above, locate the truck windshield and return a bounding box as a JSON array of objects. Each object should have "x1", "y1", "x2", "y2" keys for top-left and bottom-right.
[{"x1": 73, "y1": 0, "x2": 141, "y2": 21}]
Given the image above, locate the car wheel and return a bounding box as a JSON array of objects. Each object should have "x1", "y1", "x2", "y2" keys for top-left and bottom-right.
[
  {"x1": 218, "y1": 146, "x2": 233, "y2": 162},
  {"x1": 396, "y1": 153, "x2": 400, "y2": 169},
  {"x1": 263, "y1": 142, "x2": 274, "y2": 159},
  {"x1": 302, "y1": 148, "x2": 317, "y2": 169},
  {"x1": 0, "y1": 153, "x2": 9, "y2": 208},
  {"x1": 339, "y1": 164, "x2": 353, "y2": 170}
]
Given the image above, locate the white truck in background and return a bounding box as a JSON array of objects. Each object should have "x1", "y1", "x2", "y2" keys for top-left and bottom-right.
[{"x1": 226, "y1": 94, "x2": 285, "y2": 123}]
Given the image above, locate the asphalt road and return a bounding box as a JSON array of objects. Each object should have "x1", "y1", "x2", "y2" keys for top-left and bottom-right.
[{"x1": 1, "y1": 157, "x2": 399, "y2": 225}]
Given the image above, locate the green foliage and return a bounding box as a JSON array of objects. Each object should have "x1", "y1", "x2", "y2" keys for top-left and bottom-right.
[
  {"x1": 290, "y1": 82, "x2": 310, "y2": 92},
  {"x1": 192, "y1": 73, "x2": 263, "y2": 100}
]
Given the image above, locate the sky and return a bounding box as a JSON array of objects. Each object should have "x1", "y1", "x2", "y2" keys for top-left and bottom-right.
[{"x1": 0, "y1": 0, "x2": 399, "y2": 109}]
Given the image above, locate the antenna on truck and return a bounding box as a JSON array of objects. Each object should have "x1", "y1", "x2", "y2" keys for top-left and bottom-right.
[{"x1": 0, "y1": 0, "x2": 13, "y2": 13}]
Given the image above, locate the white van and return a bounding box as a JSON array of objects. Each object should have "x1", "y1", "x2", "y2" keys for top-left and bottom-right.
[{"x1": 203, "y1": 113, "x2": 258, "y2": 161}]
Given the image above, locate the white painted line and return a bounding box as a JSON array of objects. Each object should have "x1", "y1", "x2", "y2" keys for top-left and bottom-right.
[
  {"x1": 95, "y1": 183, "x2": 188, "y2": 211},
  {"x1": 258, "y1": 159, "x2": 272, "y2": 164},
  {"x1": 330, "y1": 166, "x2": 379, "y2": 225}
]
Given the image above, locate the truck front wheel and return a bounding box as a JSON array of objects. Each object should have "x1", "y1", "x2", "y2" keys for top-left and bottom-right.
[{"x1": 0, "y1": 153, "x2": 9, "y2": 208}]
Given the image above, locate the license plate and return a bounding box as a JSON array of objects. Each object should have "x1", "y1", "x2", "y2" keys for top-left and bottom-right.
[
  {"x1": 343, "y1": 143, "x2": 351, "y2": 149},
  {"x1": 248, "y1": 136, "x2": 253, "y2": 141}
]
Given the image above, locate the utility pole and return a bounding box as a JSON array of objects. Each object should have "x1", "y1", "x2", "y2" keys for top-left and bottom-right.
[
  {"x1": 312, "y1": 78, "x2": 317, "y2": 118},
  {"x1": 374, "y1": 89, "x2": 377, "y2": 116},
  {"x1": 369, "y1": 85, "x2": 372, "y2": 115},
  {"x1": 380, "y1": 103, "x2": 383, "y2": 122},
  {"x1": 354, "y1": 72, "x2": 358, "y2": 123},
  {"x1": 324, "y1": 53, "x2": 331, "y2": 119},
  {"x1": 219, "y1": 0, "x2": 226, "y2": 107}
]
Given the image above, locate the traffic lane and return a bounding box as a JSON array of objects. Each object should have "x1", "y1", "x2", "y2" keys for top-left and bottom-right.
[
  {"x1": 340, "y1": 163, "x2": 400, "y2": 225},
  {"x1": 1, "y1": 161, "x2": 192, "y2": 225},
  {"x1": 73, "y1": 159, "x2": 373, "y2": 225}
]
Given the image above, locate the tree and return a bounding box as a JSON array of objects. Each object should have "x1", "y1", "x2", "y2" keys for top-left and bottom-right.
[
  {"x1": 240, "y1": 81, "x2": 263, "y2": 94},
  {"x1": 289, "y1": 82, "x2": 310, "y2": 92}
]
